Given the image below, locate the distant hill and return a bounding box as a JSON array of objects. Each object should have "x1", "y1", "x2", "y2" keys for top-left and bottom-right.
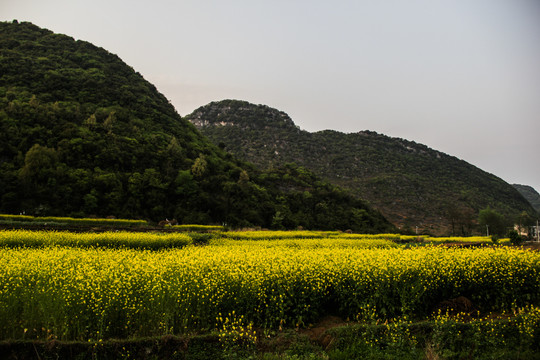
[
  {"x1": 187, "y1": 99, "x2": 536, "y2": 234},
  {"x1": 0, "y1": 21, "x2": 394, "y2": 232},
  {"x1": 513, "y1": 184, "x2": 540, "y2": 214}
]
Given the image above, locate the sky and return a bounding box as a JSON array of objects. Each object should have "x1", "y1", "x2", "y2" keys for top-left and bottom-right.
[{"x1": 2, "y1": 0, "x2": 540, "y2": 193}]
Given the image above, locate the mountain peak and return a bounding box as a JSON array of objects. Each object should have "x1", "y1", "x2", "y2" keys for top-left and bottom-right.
[{"x1": 189, "y1": 99, "x2": 298, "y2": 131}]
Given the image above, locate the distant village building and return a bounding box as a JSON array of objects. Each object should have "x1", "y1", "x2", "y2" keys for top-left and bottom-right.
[
  {"x1": 514, "y1": 224, "x2": 528, "y2": 237},
  {"x1": 515, "y1": 222, "x2": 540, "y2": 241}
]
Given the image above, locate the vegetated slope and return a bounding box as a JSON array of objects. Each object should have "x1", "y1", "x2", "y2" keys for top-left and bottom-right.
[
  {"x1": 513, "y1": 184, "x2": 540, "y2": 214},
  {"x1": 187, "y1": 99, "x2": 536, "y2": 234},
  {"x1": 0, "y1": 21, "x2": 394, "y2": 232}
]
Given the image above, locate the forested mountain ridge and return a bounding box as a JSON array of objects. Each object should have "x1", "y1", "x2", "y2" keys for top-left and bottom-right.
[
  {"x1": 187, "y1": 99, "x2": 536, "y2": 234},
  {"x1": 0, "y1": 21, "x2": 395, "y2": 232},
  {"x1": 513, "y1": 184, "x2": 540, "y2": 214}
]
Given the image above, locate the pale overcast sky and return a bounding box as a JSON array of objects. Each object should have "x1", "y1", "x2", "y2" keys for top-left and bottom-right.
[{"x1": 2, "y1": 0, "x2": 540, "y2": 193}]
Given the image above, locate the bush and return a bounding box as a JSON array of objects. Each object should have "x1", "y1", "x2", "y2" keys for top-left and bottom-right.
[{"x1": 507, "y1": 230, "x2": 523, "y2": 246}]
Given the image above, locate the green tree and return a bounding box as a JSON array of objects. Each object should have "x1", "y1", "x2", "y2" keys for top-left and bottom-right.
[
  {"x1": 19, "y1": 144, "x2": 59, "y2": 182},
  {"x1": 191, "y1": 154, "x2": 207, "y2": 178},
  {"x1": 18, "y1": 144, "x2": 61, "y2": 213},
  {"x1": 271, "y1": 211, "x2": 285, "y2": 229},
  {"x1": 478, "y1": 207, "x2": 506, "y2": 237},
  {"x1": 83, "y1": 189, "x2": 99, "y2": 214},
  {"x1": 175, "y1": 170, "x2": 198, "y2": 197}
]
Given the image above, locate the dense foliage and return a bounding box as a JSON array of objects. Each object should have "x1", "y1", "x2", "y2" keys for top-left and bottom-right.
[
  {"x1": 188, "y1": 99, "x2": 538, "y2": 234},
  {"x1": 514, "y1": 184, "x2": 540, "y2": 214},
  {"x1": 0, "y1": 21, "x2": 393, "y2": 232}
]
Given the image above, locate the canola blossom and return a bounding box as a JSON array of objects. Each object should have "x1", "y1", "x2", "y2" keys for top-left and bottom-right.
[
  {"x1": 218, "y1": 230, "x2": 500, "y2": 244},
  {"x1": 0, "y1": 237, "x2": 538, "y2": 341},
  {"x1": 0, "y1": 230, "x2": 192, "y2": 249}
]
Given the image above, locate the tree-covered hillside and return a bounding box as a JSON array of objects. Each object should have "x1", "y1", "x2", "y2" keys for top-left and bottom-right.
[
  {"x1": 513, "y1": 184, "x2": 540, "y2": 214},
  {"x1": 0, "y1": 21, "x2": 394, "y2": 232},
  {"x1": 188, "y1": 99, "x2": 536, "y2": 234}
]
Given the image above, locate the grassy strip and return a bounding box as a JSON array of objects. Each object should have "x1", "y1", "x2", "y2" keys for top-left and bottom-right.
[
  {"x1": 0, "y1": 334, "x2": 215, "y2": 360},
  {"x1": 212, "y1": 237, "x2": 398, "y2": 249},
  {"x1": 0, "y1": 220, "x2": 69, "y2": 227},
  {"x1": 171, "y1": 224, "x2": 224, "y2": 232},
  {"x1": 218, "y1": 231, "x2": 417, "y2": 241},
  {"x1": 0, "y1": 214, "x2": 147, "y2": 227},
  {"x1": 219, "y1": 230, "x2": 341, "y2": 240}
]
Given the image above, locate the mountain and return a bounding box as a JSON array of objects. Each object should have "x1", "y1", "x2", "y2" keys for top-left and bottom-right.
[
  {"x1": 0, "y1": 21, "x2": 394, "y2": 232},
  {"x1": 187, "y1": 99, "x2": 536, "y2": 234},
  {"x1": 513, "y1": 185, "x2": 540, "y2": 214}
]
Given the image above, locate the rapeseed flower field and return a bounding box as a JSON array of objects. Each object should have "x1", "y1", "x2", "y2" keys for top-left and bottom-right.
[
  {"x1": 0, "y1": 230, "x2": 192, "y2": 249},
  {"x1": 0, "y1": 230, "x2": 538, "y2": 342}
]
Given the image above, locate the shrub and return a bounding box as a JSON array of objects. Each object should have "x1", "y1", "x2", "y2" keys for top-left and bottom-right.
[{"x1": 507, "y1": 229, "x2": 523, "y2": 246}]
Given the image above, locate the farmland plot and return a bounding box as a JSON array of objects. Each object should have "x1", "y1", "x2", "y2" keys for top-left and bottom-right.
[{"x1": 0, "y1": 230, "x2": 538, "y2": 342}]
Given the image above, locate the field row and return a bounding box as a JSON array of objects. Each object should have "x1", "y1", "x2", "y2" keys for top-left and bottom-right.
[
  {"x1": 217, "y1": 230, "x2": 499, "y2": 243},
  {"x1": 0, "y1": 230, "x2": 192, "y2": 249},
  {"x1": 0, "y1": 241, "x2": 538, "y2": 341},
  {"x1": 0, "y1": 214, "x2": 148, "y2": 227},
  {"x1": 0, "y1": 229, "x2": 506, "y2": 250}
]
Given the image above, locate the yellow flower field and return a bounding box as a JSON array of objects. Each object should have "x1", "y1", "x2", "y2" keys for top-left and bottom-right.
[
  {"x1": 0, "y1": 230, "x2": 538, "y2": 341},
  {"x1": 0, "y1": 230, "x2": 192, "y2": 249},
  {"x1": 218, "y1": 230, "x2": 502, "y2": 244}
]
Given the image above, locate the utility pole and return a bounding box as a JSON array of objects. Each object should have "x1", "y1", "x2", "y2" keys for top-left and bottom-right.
[{"x1": 486, "y1": 225, "x2": 489, "y2": 237}]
